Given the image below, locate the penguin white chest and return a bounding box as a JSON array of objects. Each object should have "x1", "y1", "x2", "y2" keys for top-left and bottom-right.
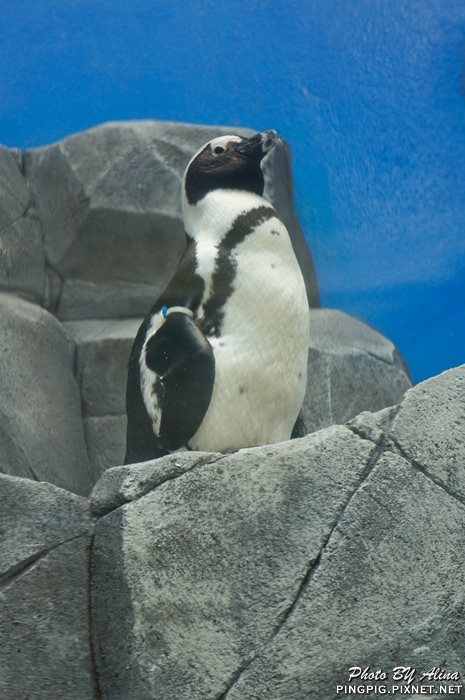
[{"x1": 189, "y1": 212, "x2": 309, "y2": 452}]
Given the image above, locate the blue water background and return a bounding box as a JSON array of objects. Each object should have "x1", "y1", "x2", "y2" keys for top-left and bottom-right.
[{"x1": 1, "y1": 0, "x2": 465, "y2": 383}]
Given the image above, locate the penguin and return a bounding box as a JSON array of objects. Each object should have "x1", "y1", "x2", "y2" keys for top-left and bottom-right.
[{"x1": 125, "y1": 129, "x2": 310, "y2": 464}]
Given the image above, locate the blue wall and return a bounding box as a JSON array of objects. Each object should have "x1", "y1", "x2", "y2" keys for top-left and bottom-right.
[{"x1": 2, "y1": 0, "x2": 465, "y2": 383}]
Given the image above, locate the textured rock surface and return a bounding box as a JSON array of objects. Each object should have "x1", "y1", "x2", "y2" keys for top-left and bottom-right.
[
  {"x1": 0, "y1": 474, "x2": 94, "y2": 700},
  {"x1": 92, "y1": 428, "x2": 376, "y2": 700},
  {"x1": 295, "y1": 309, "x2": 412, "y2": 435},
  {"x1": 0, "y1": 293, "x2": 91, "y2": 495},
  {"x1": 89, "y1": 365, "x2": 465, "y2": 699},
  {"x1": 84, "y1": 414, "x2": 127, "y2": 483},
  {"x1": 0, "y1": 473, "x2": 91, "y2": 574},
  {"x1": 0, "y1": 537, "x2": 95, "y2": 700},
  {"x1": 0, "y1": 146, "x2": 45, "y2": 303},
  {"x1": 90, "y1": 450, "x2": 220, "y2": 516},
  {"x1": 2, "y1": 365, "x2": 464, "y2": 699},
  {"x1": 223, "y1": 451, "x2": 465, "y2": 699},
  {"x1": 65, "y1": 319, "x2": 140, "y2": 417},
  {"x1": 21, "y1": 121, "x2": 318, "y2": 320},
  {"x1": 390, "y1": 366, "x2": 465, "y2": 503},
  {"x1": 64, "y1": 319, "x2": 140, "y2": 479}
]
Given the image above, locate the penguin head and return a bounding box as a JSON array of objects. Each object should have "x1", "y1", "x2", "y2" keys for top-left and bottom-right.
[{"x1": 183, "y1": 130, "x2": 279, "y2": 206}]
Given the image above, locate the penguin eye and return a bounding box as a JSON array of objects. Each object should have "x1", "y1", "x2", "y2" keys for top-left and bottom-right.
[{"x1": 213, "y1": 145, "x2": 225, "y2": 155}]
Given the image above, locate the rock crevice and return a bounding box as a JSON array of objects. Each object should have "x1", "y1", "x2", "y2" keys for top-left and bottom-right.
[
  {"x1": 217, "y1": 428, "x2": 388, "y2": 700},
  {"x1": 0, "y1": 531, "x2": 89, "y2": 594},
  {"x1": 390, "y1": 433, "x2": 465, "y2": 511}
]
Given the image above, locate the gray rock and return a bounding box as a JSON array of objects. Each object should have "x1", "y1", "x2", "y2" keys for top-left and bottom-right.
[
  {"x1": 0, "y1": 355, "x2": 462, "y2": 698},
  {"x1": 0, "y1": 473, "x2": 91, "y2": 575},
  {"x1": 0, "y1": 474, "x2": 94, "y2": 700},
  {"x1": 390, "y1": 365, "x2": 465, "y2": 503},
  {"x1": 295, "y1": 309, "x2": 412, "y2": 435},
  {"x1": 65, "y1": 318, "x2": 140, "y2": 417},
  {"x1": 58, "y1": 279, "x2": 158, "y2": 321},
  {"x1": 223, "y1": 451, "x2": 465, "y2": 699},
  {"x1": 22, "y1": 121, "x2": 318, "y2": 320},
  {"x1": 22, "y1": 122, "x2": 187, "y2": 319},
  {"x1": 65, "y1": 319, "x2": 138, "y2": 481},
  {"x1": 90, "y1": 450, "x2": 221, "y2": 516},
  {"x1": 89, "y1": 366, "x2": 465, "y2": 698},
  {"x1": 84, "y1": 414, "x2": 127, "y2": 484},
  {"x1": 0, "y1": 293, "x2": 91, "y2": 495},
  {"x1": 0, "y1": 146, "x2": 45, "y2": 302},
  {"x1": 0, "y1": 147, "x2": 28, "y2": 232},
  {"x1": 91, "y1": 426, "x2": 375, "y2": 700},
  {"x1": 347, "y1": 405, "x2": 398, "y2": 444},
  {"x1": 0, "y1": 536, "x2": 95, "y2": 700}
]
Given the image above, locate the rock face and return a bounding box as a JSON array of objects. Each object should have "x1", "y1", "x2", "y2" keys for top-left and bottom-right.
[
  {"x1": 389, "y1": 366, "x2": 465, "y2": 503},
  {"x1": 219, "y1": 449, "x2": 465, "y2": 700},
  {"x1": 0, "y1": 146, "x2": 45, "y2": 303},
  {"x1": 91, "y1": 428, "x2": 375, "y2": 700},
  {"x1": 0, "y1": 474, "x2": 94, "y2": 700},
  {"x1": 64, "y1": 319, "x2": 140, "y2": 481},
  {"x1": 88, "y1": 365, "x2": 465, "y2": 699},
  {"x1": 0, "y1": 293, "x2": 91, "y2": 495},
  {"x1": 2, "y1": 356, "x2": 464, "y2": 697}
]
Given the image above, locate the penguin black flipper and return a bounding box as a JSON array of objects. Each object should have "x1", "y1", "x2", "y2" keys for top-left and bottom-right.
[
  {"x1": 125, "y1": 237, "x2": 212, "y2": 464},
  {"x1": 144, "y1": 313, "x2": 215, "y2": 452}
]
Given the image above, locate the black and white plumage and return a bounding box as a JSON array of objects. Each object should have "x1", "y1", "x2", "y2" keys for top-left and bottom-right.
[{"x1": 125, "y1": 130, "x2": 310, "y2": 464}]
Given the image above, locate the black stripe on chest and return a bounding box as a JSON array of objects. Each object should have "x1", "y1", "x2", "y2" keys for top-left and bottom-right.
[{"x1": 201, "y1": 206, "x2": 275, "y2": 337}]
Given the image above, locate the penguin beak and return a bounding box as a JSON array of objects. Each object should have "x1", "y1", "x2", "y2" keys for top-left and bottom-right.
[{"x1": 235, "y1": 130, "x2": 280, "y2": 160}]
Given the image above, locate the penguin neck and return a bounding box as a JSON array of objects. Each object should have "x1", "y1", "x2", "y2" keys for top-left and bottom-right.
[{"x1": 182, "y1": 188, "x2": 272, "y2": 243}]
